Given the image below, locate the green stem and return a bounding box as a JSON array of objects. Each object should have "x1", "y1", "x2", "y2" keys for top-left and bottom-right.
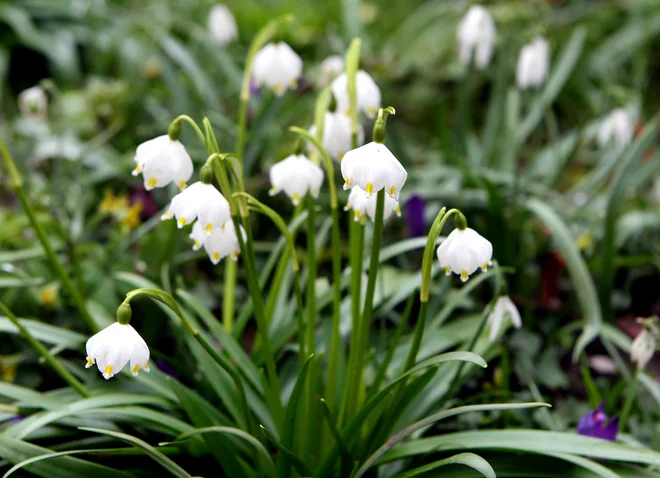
[
  {"x1": 306, "y1": 196, "x2": 317, "y2": 358},
  {"x1": 0, "y1": 139, "x2": 98, "y2": 332},
  {"x1": 352, "y1": 190, "x2": 385, "y2": 408},
  {"x1": 340, "y1": 217, "x2": 365, "y2": 424},
  {"x1": 172, "y1": 114, "x2": 207, "y2": 149},
  {"x1": 123, "y1": 289, "x2": 253, "y2": 432},
  {"x1": 345, "y1": 38, "x2": 361, "y2": 150},
  {"x1": 0, "y1": 300, "x2": 91, "y2": 397},
  {"x1": 223, "y1": 260, "x2": 236, "y2": 333},
  {"x1": 620, "y1": 372, "x2": 639, "y2": 432},
  {"x1": 325, "y1": 205, "x2": 343, "y2": 412}
]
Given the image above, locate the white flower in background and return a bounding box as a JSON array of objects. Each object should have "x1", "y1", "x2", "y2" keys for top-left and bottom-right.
[
  {"x1": 18, "y1": 86, "x2": 48, "y2": 120},
  {"x1": 308, "y1": 112, "x2": 365, "y2": 160},
  {"x1": 345, "y1": 186, "x2": 401, "y2": 222},
  {"x1": 341, "y1": 142, "x2": 407, "y2": 200},
  {"x1": 486, "y1": 296, "x2": 522, "y2": 341},
  {"x1": 318, "y1": 55, "x2": 344, "y2": 86},
  {"x1": 516, "y1": 37, "x2": 550, "y2": 90},
  {"x1": 269, "y1": 154, "x2": 324, "y2": 205},
  {"x1": 207, "y1": 4, "x2": 238, "y2": 45},
  {"x1": 190, "y1": 221, "x2": 245, "y2": 264},
  {"x1": 597, "y1": 108, "x2": 634, "y2": 152},
  {"x1": 631, "y1": 328, "x2": 655, "y2": 370},
  {"x1": 457, "y1": 5, "x2": 496, "y2": 69},
  {"x1": 436, "y1": 227, "x2": 493, "y2": 282},
  {"x1": 85, "y1": 322, "x2": 150, "y2": 379},
  {"x1": 132, "y1": 135, "x2": 193, "y2": 191},
  {"x1": 162, "y1": 182, "x2": 231, "y2": 232},
  {"x1": 252, "y1": 42, "x2": 303, "y2": 96},
  {"x1": 331, "y1": 70, "x2": 381, "y2": 119}
]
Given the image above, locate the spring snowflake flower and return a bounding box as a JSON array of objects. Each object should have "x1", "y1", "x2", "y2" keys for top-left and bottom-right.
[
  {"x1": 18, "y1": 86, "x2": 48, "y2": 120},
  {"x1": 318, "y1": 55, "x2": 344, "y2": 86},
  {"x1": 341, "y1": 142, "x2": 407, "y2": 200},
  {"x1": 436, "y1": 227, "x2": 493, "y2": 282},
  {"x1": 516, "y1": 37, "x2": 550, "y2": 90},
  {"x1": 207, "y1": 4, "x2": 238, "y2": 45},
  {"x1": 162, "y1": 182, "x2": 231, "y2": 232},
  {"x1": 597, "y1": 108, "x2": 634, "y2": 152},
  {"x1": 132, "y1": 135, "x2": 194, "y2": 191},
  {"x1": 252, "y1": 42, "x2": 303, "y2": 96},
  {"x1": 85, "y1": 322, "x2": 150, "y2": 379},
  {"x1": 345, "y1": 186, "x2": 401, "y2": 222},
  {"x1": 486, "y1": 296, "x2": 522, "y2": 341},
  {"x1": 631, "y1": 328, "x2": 655, "y2": 370},
  {"x1": 308, "y1": 112, "x2": 365, "y2": 160},
  {"x1": 269, "y1": 154, "x2": 324, "y2": 205},
  {"x1": 331, "y1": 70, "x2": 381, "y2": 119},
  {"x1": 190, "y1": 221, "x2": 245, "y2": 264},
  {"x1": 457, "y1": 5, "x2": 496, "y2": 69}
]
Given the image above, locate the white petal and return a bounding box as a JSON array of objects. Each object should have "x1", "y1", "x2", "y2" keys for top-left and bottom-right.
[{"x1": 207, "y1": 4, "x2": 238, "y2": 44}]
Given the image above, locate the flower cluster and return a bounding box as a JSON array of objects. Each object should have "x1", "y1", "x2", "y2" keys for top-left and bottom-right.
[
  {"x1": 253, "y1": 42, "x2": 303, "y2": 96},
  {"x1": 269, "y1": 154, "x2": 324, "y2": 205},
  {"x1": 331, "y1": 70, "x2": 381, "y2": 118},
  {"x1": 345, "y1": 186, "x2": 401, "y2": 222},
  {"x1": 437, "y1": 226, "x2": 493, "y2": 282},
  {"x1": 309, "y1": 112, "x2": 364, "y2": 161},
  {"x1": 133, "y1": 135, "x2": 193, "y2": 191},
  {"x1": 86, "y1": 322, "x2": 150, "y2": 380}
]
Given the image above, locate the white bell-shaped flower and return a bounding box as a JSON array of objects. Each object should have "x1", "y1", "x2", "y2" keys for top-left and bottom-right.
[
  {"x1": 85, "y1": 322, "x2": 150, "y2": 379},
  {"x1": 207, "y1": 4, "x2": 238, "y2": 45},
  {"x1": 631, "y1": 328, "x2": 655, "y2": 370},
  {"x1": 308, "y1": 112, "x2": 365, "y2": 160},
  {"x1": 190, "y1": 221, "x2": 245, "y2": 264},
  {"x1": 318, "y1": 55, "x2": 344, "y2": 86},
  {"x1": 516, "y1": 37, "x2": 550, "y2": 90},
  {"x1": 331, "y1": 70, "x2": 381, "y2": 119},
  {"x1": 345, "y1": 186, "x2": 401, "y2": 222},
  {"x1": 252, "y1": 42, "x2": 303, "y2": 96},
  {"x1": 18, "y1": 86, "x2": 48, "y2": 120},
  {"x1": 133, "y1": 135, "x2": 194, "y2": 191},
  {"x1": 457, "y1": 5, "x2": 496, "y2": 69},
  {"x1": 341, "y1": 142, "x2": 407, "y2": 200},
  {"x1": 269, "y1": 154, "x2": 324, "y2": 205},
  {"x1": 597, "y1": 108, "x2": 634, "y2": 152},
  {"x1": 436, "y1": 227, "x2": 493, "y2": 282},
  {"x1": 486, "y1": 296, "x2": 522, "y2": 342},
  {"x1": 162, "y1": 181, "x2": 231, "y2": 232}
]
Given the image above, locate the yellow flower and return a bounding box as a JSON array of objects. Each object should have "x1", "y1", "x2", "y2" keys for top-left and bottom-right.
[
  {"x1": 120, "y1": 202, "x2": 143, "y2": 232},
  {"x1": 39, "y1": 285, "x2": 59, "y2": 309},
  {"x1": 99, "y1": 190, "x2": 128, "y2": 214},
  {"x1": 575, "y1": 233, "x2": 593, "y2": 251}
]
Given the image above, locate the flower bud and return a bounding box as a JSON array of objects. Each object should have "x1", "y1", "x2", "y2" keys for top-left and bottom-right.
[
  {"x1": 200, "y1": 164, "x2": 214, "y2": 184},
  {"x1": 116, "y1": 302, "x2": 132, "y2": 325},
  {"x1": 168, "y1": 120, "x2": 182, "y2": 141}
]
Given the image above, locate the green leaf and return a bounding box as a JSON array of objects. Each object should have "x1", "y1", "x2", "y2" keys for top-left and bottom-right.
[
  {"x1": 78, "y1": 427, "x2": 191, "y2": 478},
  {"x1": 545, "y1": 452, "x2": 622, "y2": 478},
  {"x1": 355, "y1": 402, "x2": 549, "y2": 476},
  {"x1": 277, "y1": 354, "x2": 315, "y2": 476},
  {"x1": 161, "y1": 427, "x2": 276, "y2": 477},
  {"x1": 527, "y1": 198, "x2": 602, "y2": 362},
  {"x1": 393, "y1": 452, "x2": 496, "y2": 478},
  {"x1": 516, "y1": 27, "x2": 586, "y2": 148},
  {"x1": 0, "y1": 318, "x2": 85, "y2": 349},
  {"x1": 379, "y1": 430, "x2": 660, "y2": 467},
  {"x1": 0, "y1": 436, "x2": 132, "y2": 478}
]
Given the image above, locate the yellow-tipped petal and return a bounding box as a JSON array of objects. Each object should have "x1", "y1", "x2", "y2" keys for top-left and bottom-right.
[
  {"x1": 444, "y1": 266, "x2": 451, "y2": 276},
  {"x1": 104, "y1": 365, "x2": 113, "y2": 378},
  {"x1": 460, "y1": 271, "x2": 469, "y2": 282},
  {"x1": 389, "y1": 185, "x2": 397, "y2": 196},
  {"x1": 161, "y1": 210, "x2": 171, "y2": 220},
  {"x1": 86, "y1": 356, "x2": 94, "y2": 368},
  {"x1": 481, "y1": 262, "x2": 489, "y2": 272},
  {"x1": 205, "y1": 223, "x2": 213, "y2": 233},
  {"x1": 147, "y1": 178, "x2": 157, "y2": 189},
  {"x1": 345, "y1": 177, "x2": 351, "y2": 187},
  {"x1": 132, "y1": 165, "x2": 142, "y2": 176},
  {"x1": 132, "y1": 364, "x2": 141, "y2": 376},
  {"x1": 367, "y1": 107, "x2": 376, "y2": 117},
  {"x1": 338, "y1": 152, "x2": 345, "y2": 160},
  {"x1": 231, "y1": 250, "x2": 239, "y2": 260},
  {"x1": 292, "y1": 192, "x2": 300, "y2": 205},
  {"x1": 212, "y1": 252, "x2": 220, "y2": 263},
  {"x1": 179, "y1": 181, "x2": 187, "y2": 190},
  {"x1": 269, "y1": 187, "x2": 278, "y2": 196},
  {"x1": 178, "y1": 217, "x2": 187, "y2": 227},
  {"x1": 289, "y1": 79, "x2": 298, "y2": 88},
  {"x1": 365, "y1": 183, "x2": 373, "y2": 195},
  {"x1": 395, "y1": 205, "x2": 401, "y2": 216},
  {"x1": 273, "y1": 84, "x2": 283, "y2": 95},
  {"x1": 194, "y1": 240, "x2": 200, "y2": 249},
  {"x1": 353, "y1": 210, "x2": 361, "y2": 221},
  {"x1": 144, "y1": 364, "x2": 150, "y2": 372}
]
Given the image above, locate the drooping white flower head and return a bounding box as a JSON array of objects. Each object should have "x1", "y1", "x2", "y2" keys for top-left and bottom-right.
[
  {"x1": 331, "y1": 70, "x2": 381, "y2": 119},
  {"x1": 133, "y1": 135, "x2": 194, "y2": 191},
  {"x1": 318, "y1": 55, "x2": 345, "y2": 86},
  {"x1": 190, "y1": 221, "x2": 245, "y2": 264},
  {"x1": 437, "y1": 226, "x2": 493, "y2": 282},
  {"x1": 85, "y1": 322, "x2": 150, "y2": 379},
  {"x1": 516, "y1": 37, "x2": 550, "y2": 90},
  {"x1": 162, "y1": 181, "x2": 231, "y2": 232},
  {"x1": 597, "y1": 108, "x2": 634, "y2": 152},
  {"x1": 486, "y1": 296, "x2": 522, "y2": 342},
  {"x1": 344, "y1": 186, "x2": 401, "y2": 222},
  {"x1": 18, "y1": 86, "x2": 48, "y2": 120},
  {"x1": 631, "y1": 328, "x2": 655, "y2": 370},
  {"x1": 341, "y1": 142, "x2": 407, "y2": 200},
  {"x1": 252, "y1": 42, "x2": 303, "y2": 96},
  {"x1": 308, "y1": 112, "x2": 365, "y2": 160},
  {"x1": 457, "y1": 5, "x2": 496, "y2": 69},
  {"x1": 207, "y1": 4, "x2": 238, "y2": 45},
  {"x1": 269, "y1": 154, "x2": 324, "y2": 205}
]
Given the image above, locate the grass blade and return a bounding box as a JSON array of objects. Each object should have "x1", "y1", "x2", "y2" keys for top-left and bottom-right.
[{"x1": 393, "y1": 452, "x2": 496, "y2": 478}]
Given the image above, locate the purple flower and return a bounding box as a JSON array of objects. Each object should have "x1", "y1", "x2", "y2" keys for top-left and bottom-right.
[
  {"x1": 577, "y1": 402, "x2": 618, "y2": 441},
  {"x1": 156, "y1": 359, "x2": 177, "y2": 377},
  {"x1": 249, "y1": 77, "x2": 261, "y2": 97},
  {"x1": 405, "y1": 195, "x2": 426, "y2": 237}
]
